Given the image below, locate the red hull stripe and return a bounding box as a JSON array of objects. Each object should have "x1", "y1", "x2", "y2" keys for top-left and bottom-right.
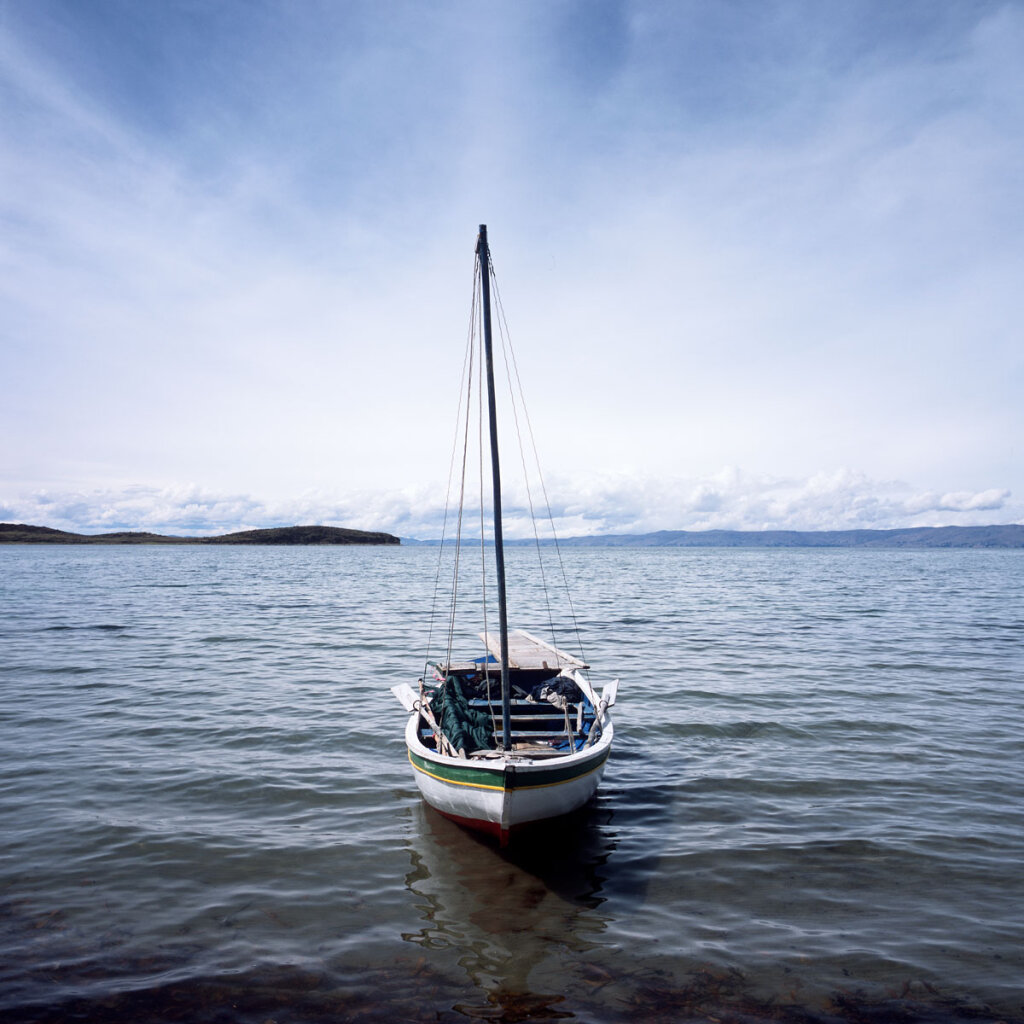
[{"x1": 433, "y1": 807, "x2": 510, "y2": 843}]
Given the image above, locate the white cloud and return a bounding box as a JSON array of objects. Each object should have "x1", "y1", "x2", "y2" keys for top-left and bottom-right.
[
  {"x1": 2, "y1": 470, "x2": 1018, "y2": 540},
  {"x1": 538, "y1": 468, "x2": 1021, "y2": 536}
]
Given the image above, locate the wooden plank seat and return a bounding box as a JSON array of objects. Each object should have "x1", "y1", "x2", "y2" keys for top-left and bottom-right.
[{"x1": 419, "y1": 731, "x2": 578, "y2": 745}]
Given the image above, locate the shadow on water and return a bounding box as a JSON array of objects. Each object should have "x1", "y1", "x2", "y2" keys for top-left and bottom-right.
[
  {"x1": 397, "y1": 800, "x2": 618, "y2": 1021},
  {"x1": 425, "y1": 798, "x2": 620, "y2": 907}
]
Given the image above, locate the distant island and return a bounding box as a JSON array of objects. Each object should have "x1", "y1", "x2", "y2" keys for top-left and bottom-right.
[
  {"x1": 0, "y1": 524, "x2": 400, "y2": 546},
  {"x1": 404, "y1": 524, "x2": 1024, "y2": 549},
  {"x1": 541, "y1": 525, "x2": 1024, "y2": 549}
]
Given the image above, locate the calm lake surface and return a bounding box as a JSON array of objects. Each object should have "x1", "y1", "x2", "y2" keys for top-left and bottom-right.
[{"x1": 1, "y1": 544, "x2": 1022, "y2": 1023}]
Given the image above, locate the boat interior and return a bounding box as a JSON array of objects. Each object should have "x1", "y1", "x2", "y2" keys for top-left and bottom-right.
[{"x1": 418, "y1": 662, "x2": 601, "y2": 760}]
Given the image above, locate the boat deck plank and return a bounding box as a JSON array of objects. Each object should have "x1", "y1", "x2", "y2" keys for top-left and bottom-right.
[{"x1": 479, "y1": 628, "x2": 589, "y2": 670}]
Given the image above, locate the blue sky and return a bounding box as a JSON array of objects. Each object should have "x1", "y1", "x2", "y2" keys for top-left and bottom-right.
[{"x1": 2, "y1": 0, "x2": 1021, "y2": 538}]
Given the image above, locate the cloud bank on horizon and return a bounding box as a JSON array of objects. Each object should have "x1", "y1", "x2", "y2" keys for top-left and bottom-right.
[
  {"x1": 2, "y1": 1, "x2": 1022, "y2": 537},
  {"x1": 0, "y1": 472, "x2": 1013, "y2": 541}
]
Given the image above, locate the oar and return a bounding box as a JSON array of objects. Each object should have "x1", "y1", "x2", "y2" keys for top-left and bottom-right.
[
  {"x1": 417, "y1": 683, "x2": 465, "y2": 758},
  {"x1": 583, "y1": 697, "x2": 609, "y2": 748}
]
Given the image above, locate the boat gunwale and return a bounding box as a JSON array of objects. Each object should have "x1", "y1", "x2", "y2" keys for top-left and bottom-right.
[{"x1": 403, "y1": 711, "x2": 614, "y2": 786}]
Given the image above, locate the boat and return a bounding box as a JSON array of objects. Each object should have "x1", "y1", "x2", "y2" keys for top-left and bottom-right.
[{"x1": 392, "y1": 225, "x2": 618, "y2": 846}]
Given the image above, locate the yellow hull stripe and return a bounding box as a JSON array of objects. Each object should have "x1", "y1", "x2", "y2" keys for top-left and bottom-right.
[
  {"x1": 408, "y1": 750, "x2": 505, "y2": 790},
  {"x1": 408, "y1": 748, "x2": 607, "y2": 792},
  {"x1": 515, "y1": 759, "x2": 605, "y2": 791}
]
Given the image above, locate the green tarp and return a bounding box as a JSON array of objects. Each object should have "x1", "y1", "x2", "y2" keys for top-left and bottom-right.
[{"x1": 429, "y1": 675, "x2": 496, "y2": 754}]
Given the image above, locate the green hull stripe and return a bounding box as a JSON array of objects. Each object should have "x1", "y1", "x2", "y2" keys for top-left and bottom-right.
[{"x1": 408, "y1": 747, "x2": 609, "y2": 792}]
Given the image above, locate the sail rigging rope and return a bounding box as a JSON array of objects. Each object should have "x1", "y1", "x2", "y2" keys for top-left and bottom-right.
[
  {"x1": 423, "y1": 258, "x2": 480, "y2": 685},
  {"x1": 425, "y1": 236, "x2": 591, "y2": 747},
  {"x1": 490, "y1": 270, "x2": 590, "y2": 674},
  {"x1": 490, "y1": 263, "x2": 560, "y2": 662},
  {"x1": 444, "y1": 288, "x2": 477, "y2": 672}
]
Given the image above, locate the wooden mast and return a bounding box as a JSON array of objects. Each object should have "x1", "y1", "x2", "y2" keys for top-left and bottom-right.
[{"x1": 476, "y1": 224, "x2": 512, "y2": 752}]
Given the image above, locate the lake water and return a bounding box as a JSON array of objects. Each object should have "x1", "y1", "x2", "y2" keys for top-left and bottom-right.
[{"x1": 1, "y1": 544, "x2": 1022, "y2": 1023}]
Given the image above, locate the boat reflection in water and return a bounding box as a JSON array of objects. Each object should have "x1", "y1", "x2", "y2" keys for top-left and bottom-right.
[{"x1": 401, "y1": 798, "x2": 617, "y2": 1020}]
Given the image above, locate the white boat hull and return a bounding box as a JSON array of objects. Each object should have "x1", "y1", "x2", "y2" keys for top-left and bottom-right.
[{"x1": 404, "y1": 712, "x2": 613, "y2": 844}]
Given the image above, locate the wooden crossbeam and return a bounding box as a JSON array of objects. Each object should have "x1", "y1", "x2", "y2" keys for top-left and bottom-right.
[{"x1": 479, "y1": 628, "x2": 588, "y2": 670}]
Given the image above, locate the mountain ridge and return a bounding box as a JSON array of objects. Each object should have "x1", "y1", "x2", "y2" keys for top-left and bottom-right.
[
  {"x1": 539, "y1": 525, "x2": 1024, "y2": 548},
  {"x1": 403, "y1": 524, "x2": 1024, "y2": 548}
]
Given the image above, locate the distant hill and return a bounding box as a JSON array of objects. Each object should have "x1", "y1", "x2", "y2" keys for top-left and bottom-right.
[
  {"x1": 204, "y1": 525, "x2": 399, "y2": 546},
  {"x1": 551, "y1": 525, "x2": 1024, "y2": 549},
  {"x1": 6, "y1": 522, "x2": 1023, "y2": 549},
  {"x1": 402, "y1": 524, "x2": 1024, "y2": 548},
  {"x1": 0, "y1": 524, "x2": 400, "y2": 546}
]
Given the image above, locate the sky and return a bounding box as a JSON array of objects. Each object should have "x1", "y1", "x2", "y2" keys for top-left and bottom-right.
[{"x1": 2, "y1": 0, "x2": 1022, "y2": 539}]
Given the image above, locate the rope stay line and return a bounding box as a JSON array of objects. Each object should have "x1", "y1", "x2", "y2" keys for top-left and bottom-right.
[
  {"x1": 490, "y1": 270, "x2": 590, "y2": 676},
  {"x1": 489, "y1": 261, "x2": 559, "y2": 661},
  {"x1": 443, "y1": 261, "x2": 481, "y2": 672},
  {"x1": 425, "y1": 234, "x2": 591, "y2": 752},
  {"x1": 422, "y1": 257, "x2": 481, "y2": 684}
]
